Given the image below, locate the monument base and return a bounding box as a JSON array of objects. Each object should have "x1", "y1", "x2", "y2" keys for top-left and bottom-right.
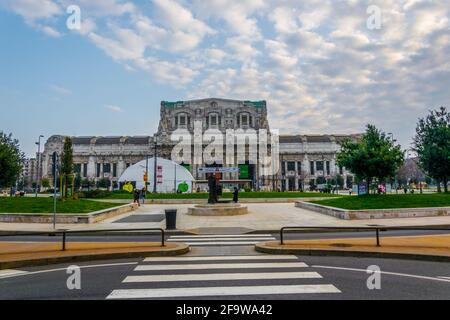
[{"x1": 187, "y1": 203, "x2": 248, "y2": 216}]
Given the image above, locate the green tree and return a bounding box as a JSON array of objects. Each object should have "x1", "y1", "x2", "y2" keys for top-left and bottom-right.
[
  {"x1": 17, "y1": 179, "x2": 25, "y2": 191},
  {"x1": 309, "y1": 179, "x2": 316, "y2": 191},
  {"x1": 96, "y1": 178, "x2": 111, "y2": 189},
  {"x1": 74, "y1": 174, "x2": 82, "y2": 191},
  {"x1": 41, "y1": 177, "x2": 50, "y2": 190},
  {"x1": 81, "y1": 178, "x2": 95, "y2": 191},
  {"x1": 337, "y1": 124, "x2": 404, "y2": 194},
  {"x1": 346, "y1": 175, "x2": 354, "y2": 189},
  {"x1": 334, "y1": 174, "x2": 344, "y2": 189},
  {"x1": 60, "y1": 137, "x2": 74, "y2": 198},
  {"x1": 0, "y1": 132, "x2": 24, "y2": 190},
  {"x1": 413, "y1": 107, "x2": 450, "y2": 192},
  {"x1": 316, "y1": 176, "x2": 326, "y2": 185}
]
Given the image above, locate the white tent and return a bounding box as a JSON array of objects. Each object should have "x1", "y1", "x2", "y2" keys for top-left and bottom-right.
[{"x1": 118, "y1": 157, "x2": 195, "y2": 193}]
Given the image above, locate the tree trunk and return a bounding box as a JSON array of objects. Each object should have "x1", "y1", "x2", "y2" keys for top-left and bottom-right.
[
  {"x1": 444, "y1": 177, "x2": 448, "y2": 193},
  {"x1": 437, "y1": 179, "x2": 442, "y2": 193},
  {"x1": 64, "y1": 176, "x2": 68, "y2": 199},
  {"x1": 366, "y1": 177, "x2": 371, "y2": 195}
]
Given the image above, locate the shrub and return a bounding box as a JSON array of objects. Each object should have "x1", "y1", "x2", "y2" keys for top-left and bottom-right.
[{"x1": 78, "y1": 189, "x2": 111, "y2": 199}]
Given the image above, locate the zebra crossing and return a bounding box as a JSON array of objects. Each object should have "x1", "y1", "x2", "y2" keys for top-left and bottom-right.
[
  {"x1": 166, "y1": 234, "x2": 276, "y2": 246},
  {"x1": 106, "y1": 255, "x2": 341, "y2": 299}
]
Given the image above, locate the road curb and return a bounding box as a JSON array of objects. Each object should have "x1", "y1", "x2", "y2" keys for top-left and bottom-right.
[
  {"x1": 246, "y1": 225, "x2": 450, "y2": 235},
  {"x1": 254, "y1": 243, "x2": 450, "y2": 262},
  {"x1": 0, "y1": 243, "x2": 190, "y2": 270},
  {"x1": 0, "y1": 229, "x2": 195, "y2": 236}
]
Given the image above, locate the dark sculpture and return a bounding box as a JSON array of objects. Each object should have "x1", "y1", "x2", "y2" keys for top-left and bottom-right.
[{"x1": 207, "y1": 174, "x2": 218, "y2": 204}]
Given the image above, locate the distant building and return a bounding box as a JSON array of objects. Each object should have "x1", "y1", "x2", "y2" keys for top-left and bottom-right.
[
  {"x1": 41, "y1": 98, "x2": 361, "y2": 191},
  {"x1": 21, "y1": 158, "x2": 38, "y2": 187}
]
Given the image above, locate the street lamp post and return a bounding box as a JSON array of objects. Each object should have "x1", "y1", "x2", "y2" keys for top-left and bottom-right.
[
  {"x1": 388, "y1": 133, "x2": 398, "y2": 194},
  {"x1": 35, "y1": 135, "x2": 44, "y2": 197},
  {"x1": 153, "y1": 136, "x2": 158, "y2": 193},
  {"x1": 145, "y1": 154, "x2": 149, "y2": 193},
  {"x1": 335, "y1": 163, "x2": 338, "y2": 194},
  {"x1": 174, "y1": 162, "x2": 177, "y2": 193},
  {"x1": 321, "y1": 155, "x2": 325, "y2": 192},
  {"x1": 51, "y1": 152, "x2": 58, "y2": 230}
]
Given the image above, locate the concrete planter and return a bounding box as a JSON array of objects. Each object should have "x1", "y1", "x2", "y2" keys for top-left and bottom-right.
[
  {"x1": 295, "y1": 201, "x2": 450, "y2": 220},
  {"x1": 0, "y1": 203, "x2": 138, "y2": 224}
]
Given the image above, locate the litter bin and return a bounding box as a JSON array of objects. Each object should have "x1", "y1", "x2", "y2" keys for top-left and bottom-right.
[{"x1": 165, "y1": 209, "x2": 177, "y2": 230}]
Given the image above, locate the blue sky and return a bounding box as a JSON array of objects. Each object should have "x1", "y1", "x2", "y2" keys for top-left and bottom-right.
[{"x1": 0, "y1": 0, "x2": 449, "y2": 157}]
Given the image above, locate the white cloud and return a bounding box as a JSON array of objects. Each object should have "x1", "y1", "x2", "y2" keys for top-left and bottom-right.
[
  {"x1": 2, "y1": 0, "x2": 450, "y2": 148},
  {"x1": 49, "y1": 84, "x2": 71, "y2": 95},
  {"x1": 88, "y1": 25, "x2": 146, "y2": 61},
  {"x1": 1, "y1": 0, "x2": 61, "y2": 21},
  {"x1": 153, "y1": 0, "x2": 214, "y2": 36},
  {"x1": 40, "y1": 25, "x2": 61, "y2": 37},
  {"x1": 193, "y1": 0, "x2": 264, "y2": 38},
  {"x1": 65, "y1": 0, "x2": 135, "y2": 17},
  {"x1": 105, "y1": 105, "x2": 123, "y2": 112}
]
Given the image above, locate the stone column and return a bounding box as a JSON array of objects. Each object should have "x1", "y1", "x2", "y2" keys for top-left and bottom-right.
[{"x1": 118, "y1": 157, "x2": 125, "y2": 178}]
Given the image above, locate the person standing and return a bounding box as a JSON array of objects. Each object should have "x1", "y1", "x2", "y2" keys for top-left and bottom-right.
[
  {"x1": 233, "y1": 187, "x2": 239, "y2": 203},
  {"x1": 133, "y1": 188, "x2": 140, "y2": 207},
  {"x1": 140, "y1": 187, "x2": 146, "y2": 205}
]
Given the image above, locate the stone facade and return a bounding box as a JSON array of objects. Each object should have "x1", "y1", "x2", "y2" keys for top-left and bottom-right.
[
  {"x1": 41, "y1": 98, "x2": 361, "y2": 191},
  {"x1": 157, "y1": 98, "x2": 269, "y2": 135},
  {"x1": 41, "y1": 135, "x2": 153, "y2": 187},
  {"x1": 21, "y1": 158, "x2": 38, "y2": 187},
  {"x1": 277, "y1": 134, "x2": 359, "y2": 191}
]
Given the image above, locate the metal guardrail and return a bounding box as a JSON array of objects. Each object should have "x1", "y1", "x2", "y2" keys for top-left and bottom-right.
[
  {"x1": 0, "y1": 228, "x2": 165, "y2": 251},
  {"x1": 280, "y1": 226, "x2": 450, "y2": 247}
]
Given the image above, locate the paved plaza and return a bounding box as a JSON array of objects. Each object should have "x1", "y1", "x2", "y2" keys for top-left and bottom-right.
[{"x1": 1, "y1": 203, "x2": 449, "y2": 233}]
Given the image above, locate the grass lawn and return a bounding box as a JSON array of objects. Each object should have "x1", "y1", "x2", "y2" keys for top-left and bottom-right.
[
  {"x1": 102, "y1": 191, "x2": 342, "y2": 200},
  {"x1": 309, "y1": 193, "x2": 450, "y2": 210},
  {"x1": 0, "y1": 198, "x2": 122, "y2": 214}
]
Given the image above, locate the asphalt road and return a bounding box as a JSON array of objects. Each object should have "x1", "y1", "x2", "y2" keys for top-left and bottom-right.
[{"x1": 0, "y1": 246, "x2": 449, "y2": 300}]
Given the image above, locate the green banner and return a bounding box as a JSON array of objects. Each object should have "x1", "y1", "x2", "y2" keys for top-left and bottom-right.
[{"x1": 239, "y1": 164, "x2": 249, "y2": 179}]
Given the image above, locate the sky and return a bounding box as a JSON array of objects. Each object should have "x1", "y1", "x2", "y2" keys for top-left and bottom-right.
[{"x1": 0, "y1": 0, "x2": 449, "y2": 157}]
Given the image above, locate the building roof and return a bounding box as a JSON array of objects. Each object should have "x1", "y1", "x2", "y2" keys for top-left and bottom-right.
[
  {"x1": 72, "y1": 137, "x2": 93, "y2": 145},
  {"x1": 279, "y1": 134, "x2": 361, "y2": 144},
  {"x1": 95, "y1": 137, "x2": 122, "y2": 145},
  {"x1": 69, "y1": 136, "x2": 151, "y2": 145},
  {"x1": 306, "y1": 135, "x2": 332, "y2": 143},
  {"x1": 279, "y1": 135, "x2": 303, "y2": 143},
  {"x1": 125, "y1": 136, "x2": 151, "y2": 145},
  {"x1": 161, "y1": 98, "x2": 267, "y2": 109}
]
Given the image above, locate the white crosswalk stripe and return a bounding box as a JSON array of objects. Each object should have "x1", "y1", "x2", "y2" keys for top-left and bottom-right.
[
  {"x1": 143, "y1": 255, "x2": 297, "y2": 262},
  {"x1": 135, "y1": 262, "x2": 308, "y2": 271},
  {"x1": 107, "y1": 255, "x2": 341, "y2": 299},
  {"x1": 124, "y1": 272, "x2": 323, "y2": 283},
  {"x1": 166, "y1": 234, "x2": 276, "y2": 246},
  {"x1": 108, "y1": 285, "x2": 340, "y2": 299}
]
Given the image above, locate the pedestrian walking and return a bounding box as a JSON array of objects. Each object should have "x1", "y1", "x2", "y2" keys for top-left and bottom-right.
[
  {"x1": 233, "y1": 187, "x2": 239, "y2": 203},
  {"x1": 133, "y1": 188, "x2": 140, "y2": 207},
  {"x1": 140, "y1": 187, "x2": 146, "y2": 204}
]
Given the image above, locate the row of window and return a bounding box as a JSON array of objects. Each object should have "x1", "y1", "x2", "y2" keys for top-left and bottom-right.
[
  {"x1": 175, "y1": 113, "x2": 254, "y2": 128},
  {"x1": 74, "y1": 163, "x2": 127, "y2": 178},
  {"x1": 281, "y1": 161, "x2": 344, "y2": 176}
]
